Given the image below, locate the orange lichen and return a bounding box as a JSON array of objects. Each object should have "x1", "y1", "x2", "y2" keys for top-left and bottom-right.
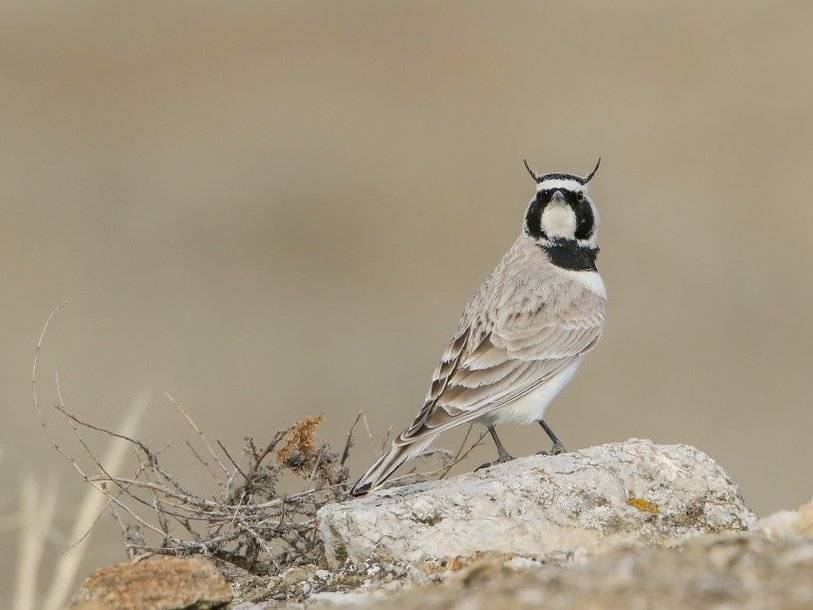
[{"x1": 627, "y1": 497, "x2": 660, "y2": 514}]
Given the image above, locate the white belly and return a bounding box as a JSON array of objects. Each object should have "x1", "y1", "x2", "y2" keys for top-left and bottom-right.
[{"x1": 489, "y1": 357, "x2": 583, "y2": 425}]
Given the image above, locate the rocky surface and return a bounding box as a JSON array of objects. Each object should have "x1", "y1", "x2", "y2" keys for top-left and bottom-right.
[
  {"x1": 221, "y1": 555, "x2": 447, "y2": 607},
  {"x1": 70, "y1": 439, "x2": 813, "y2": 610},
  {"x1": 757, "y1": 497, "x2": 813, "y2": 540},
  {"x1": 228, "y1": 532, "x2": 813, "y2": 609},
  {"x1": 318, "y1": 439, "x2": 755, "y2": 567},
  {"x1": 70, "y1": 556, "x2": 232, "y2": 610},
  {"x1": 350, "y1": 533, "x2": 813, "y2": 610}
]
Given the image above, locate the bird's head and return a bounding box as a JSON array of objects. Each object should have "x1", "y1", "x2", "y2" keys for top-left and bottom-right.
[{"x1": 522, "y1": 158, "x2": 601, "y2": 249}]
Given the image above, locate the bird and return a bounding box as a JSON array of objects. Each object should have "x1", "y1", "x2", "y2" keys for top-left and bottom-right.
[{"x1": 350, "y1": 159, "x2": 607, "y2": 496}]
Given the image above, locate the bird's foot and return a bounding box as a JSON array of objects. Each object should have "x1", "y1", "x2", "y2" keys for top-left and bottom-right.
[
  {"x1": 475, "y1": 454, "x2": 515, "y2": 471},
  {"x1": 537, "y1": 442, "x2": 567, "y2": 456}
]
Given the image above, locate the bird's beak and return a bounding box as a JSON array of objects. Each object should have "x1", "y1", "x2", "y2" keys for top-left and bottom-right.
[{"x1": 551, "y1": 190, "x2": 566, "y2": 204}]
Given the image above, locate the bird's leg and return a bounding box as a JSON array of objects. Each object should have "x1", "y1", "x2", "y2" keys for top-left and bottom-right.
[
  {"x1": 476, "y1": 426, "x2": 514, "y2": 471},
  {"x1": 537, "y1": 418, "x2": 567, "y2": 455},
  {"x1": 488, "y1": 426, "x2": 514, "y2": 462}
]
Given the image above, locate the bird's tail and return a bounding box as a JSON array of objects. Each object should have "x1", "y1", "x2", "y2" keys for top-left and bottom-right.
[{"x1": 349, "y1": 437, "x2": 433, "y2": 496}]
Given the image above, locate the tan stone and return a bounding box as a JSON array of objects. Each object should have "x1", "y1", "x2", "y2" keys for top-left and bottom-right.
[{"x1": 70, "y1": 555, "x2": 232, "y2": 610}]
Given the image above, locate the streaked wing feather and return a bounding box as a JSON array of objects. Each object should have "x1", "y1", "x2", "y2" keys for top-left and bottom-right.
[{"x1": 397, "y1": 281, "x2": 604, "y2": 447}]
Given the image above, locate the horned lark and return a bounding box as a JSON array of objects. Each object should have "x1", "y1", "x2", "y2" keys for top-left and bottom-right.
[{"x1": 351, "y1": 160, "x2": 607, "y2": 496}]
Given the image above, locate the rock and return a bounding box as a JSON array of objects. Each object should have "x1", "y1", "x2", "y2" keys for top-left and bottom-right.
[
  {"x1": 308, "y1": 590, "x2": 385, "y2": 606},
  {"x1": 279, "y1": 564, "x2": 319, "y2": 589},
  {"x1": 354, "y1": 533, "x2": 813, "y2": 610},
  {"x1": 757, "y1": 497, "x2": 813, "y2": 540},
  {"x1": 318, "y1": 439, "x2": 755, "y2": 567},
  {"x1": 208, "y1": 557, "x2": 266, "y2": 606},
  {"x1": 70, "y1": 556, "x2": 232, "y2": 610}
]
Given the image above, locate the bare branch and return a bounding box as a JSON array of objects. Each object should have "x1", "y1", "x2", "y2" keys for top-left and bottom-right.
[
  {"x1": 340, "y1": 411, "x2": 363, "y2": 466},
  {"x1": 165, "y1": 392, "x2": 228, "y2": 481},
  {"x1": 217, "y1": 440, "x2": 250, "y2": 484}
]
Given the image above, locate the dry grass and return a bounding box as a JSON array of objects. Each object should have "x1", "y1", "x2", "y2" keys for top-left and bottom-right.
[
  {"x1": 13, "y1": 476, "x2": 58, "y2": 610},
  {"x1": 12, "y1": 328, "x2": 145, "y2": 610},
  {"x1": 41, "y1": 392, "x2": 148, "y2": 610}
]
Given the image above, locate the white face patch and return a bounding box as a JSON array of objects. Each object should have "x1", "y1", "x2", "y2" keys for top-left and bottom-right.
[{"x1": 540, "y1": 202, "x2": 577, "y2": 239}]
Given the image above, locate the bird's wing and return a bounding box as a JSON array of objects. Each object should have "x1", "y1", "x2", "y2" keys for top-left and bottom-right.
[{"x1": 396, "y1": 279, "x2": 605, "y2": 446}]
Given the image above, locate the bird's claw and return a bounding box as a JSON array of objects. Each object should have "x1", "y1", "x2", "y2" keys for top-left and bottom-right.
[
  {"x1": 475, "y1": 455, "x2": 515, "y2": 471},
  {"x1": 537, "y1": 442, "x2": 567, "y2": 456}
]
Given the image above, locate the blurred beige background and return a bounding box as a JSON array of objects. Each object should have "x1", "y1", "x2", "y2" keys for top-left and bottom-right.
[{"x1": 3, "y1": 0, "x2": 813, "y2": 602}]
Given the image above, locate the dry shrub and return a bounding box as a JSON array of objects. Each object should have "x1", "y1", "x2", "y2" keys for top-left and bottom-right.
[{"x1": 31, "y1": 304, "x2": 487, "y2": 576}]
